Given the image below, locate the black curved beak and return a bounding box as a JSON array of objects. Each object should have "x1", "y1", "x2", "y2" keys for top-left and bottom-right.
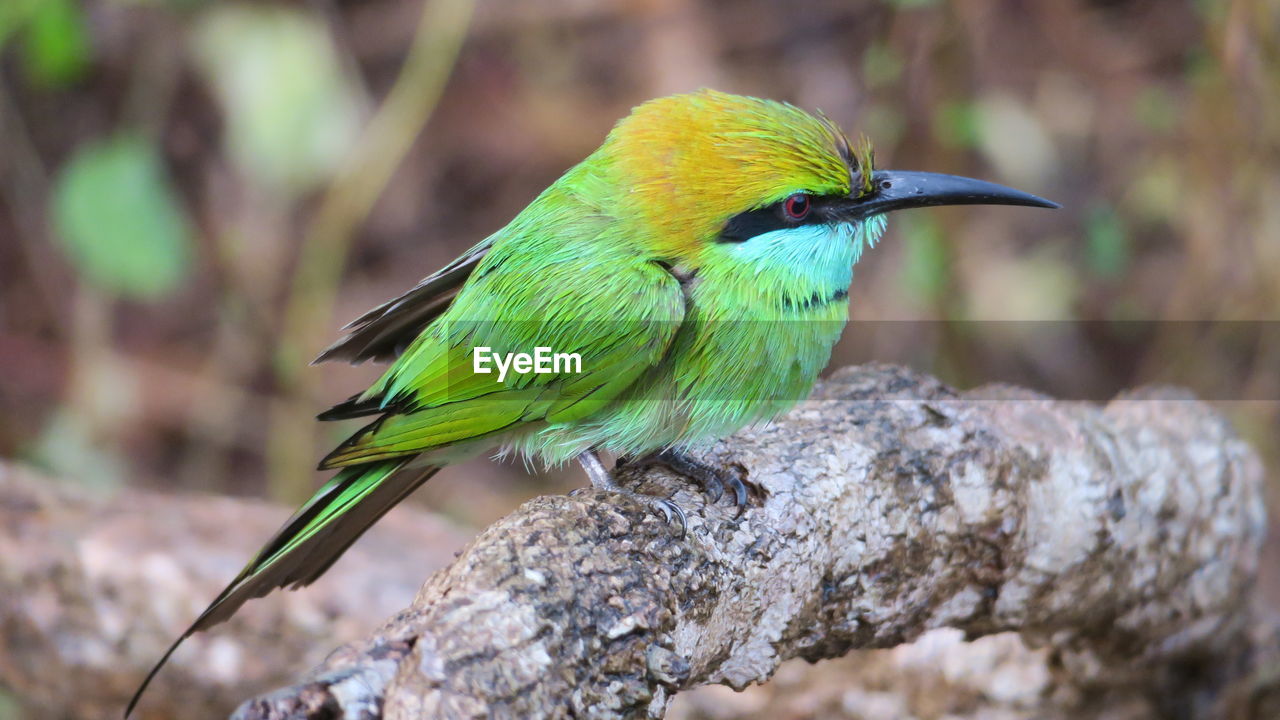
[{"x1": 839, "y1": 170, "x2": 1059, "y2": 220}]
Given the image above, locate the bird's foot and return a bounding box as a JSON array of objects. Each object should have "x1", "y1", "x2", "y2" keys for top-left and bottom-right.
[
  {"x1": 576, "y1": 449, "x2": 688, "y2": 536},
  {"x1": 620, "y1": 449, "x2": 752, "y2": 516}
]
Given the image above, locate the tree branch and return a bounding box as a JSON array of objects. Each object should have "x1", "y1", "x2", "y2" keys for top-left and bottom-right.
[
  {"x1": 230, "y1": 364, "x2": 1268, "y2": 719},
  {"x1": 0, "y1": 464, "x2": 469, "y2": 719}
]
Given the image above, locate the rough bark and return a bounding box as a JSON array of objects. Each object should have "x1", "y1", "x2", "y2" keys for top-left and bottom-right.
[
  {"x1": 0, "y1": 463, "x2": 470, "y2": 720},
  {"x1": 228, "y1": 364, "x2": 1268, "y2": 720}
]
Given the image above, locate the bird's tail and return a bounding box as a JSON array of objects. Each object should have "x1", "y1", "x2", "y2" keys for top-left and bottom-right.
[{"x1": 125, "y1": 459, "x2": 438, "y2": 717}]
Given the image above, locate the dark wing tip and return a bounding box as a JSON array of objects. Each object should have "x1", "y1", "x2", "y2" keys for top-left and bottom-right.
[{"x1": 317, "y1": 394, "x2": 385, "y2": 422}]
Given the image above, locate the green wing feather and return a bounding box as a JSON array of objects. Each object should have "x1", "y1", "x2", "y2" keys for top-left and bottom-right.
[
  {"x1": 313, "y1": 235, "x2": 494, "y2": 365},
  {"x1": 320, "y1": 253, "x2": 686, "y2": 468},
  {"x1": 126, "y1": 460, "x2": 432, "y2": 717},
  {"x1": 130, "y1": 184, "x2": 687, "y2": 716}
]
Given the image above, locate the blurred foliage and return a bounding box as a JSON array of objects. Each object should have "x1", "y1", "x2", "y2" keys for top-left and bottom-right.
[
  {"x1": 975, "y1": 94, "x2": 1057, "y2": 189},
  {"x1": 1084, "y1": 202, "x2": 1130, "y2": 280},
  {"x1": 0, "y1": 0, "x2": 1276, "y2": 583},
  {"x1": 0, "y1": 0, "x2": 90, "y2": 87},
  {"x1": 0, "y1": 689, "x2": 18, "y2": 720},
  {"x1": 896, "y1": 213, "x2": 947, "y2": 306},
  {"x1": 51, "y1": 134, "x2": 193, "y2": 299},
  {"x1": 191, "y1": 5, "x2": 362, "y2": 197},
  {"x1": 932, "y1": 101, "x2": 979, "y2": 150}
]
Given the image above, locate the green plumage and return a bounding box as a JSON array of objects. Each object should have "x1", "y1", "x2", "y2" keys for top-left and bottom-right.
[
  {"x1": 128, "y1": 91, "x2": 875, "y2": 715},
  {"x1": 129, "y1": 89, "x2": 1056, "y2": 716}
]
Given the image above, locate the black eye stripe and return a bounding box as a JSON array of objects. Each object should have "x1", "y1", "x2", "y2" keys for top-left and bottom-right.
[{"x1": 717, "y1": 195, "x2": 830, "y2": 243}]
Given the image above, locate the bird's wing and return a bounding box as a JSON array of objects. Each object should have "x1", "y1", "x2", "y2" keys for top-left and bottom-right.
[
  {"x1": 127, "y1": 257, "x2": 683, "y2": 714},
  {"x1": 313, "y1": 235, "x2": 494, "y2": 365},
  {"x1": 126, "y1": 458, "x2": 433, "y2": 718},
  {"x1": 318, "y1": 254, "x2": 687, "y2": 468}
]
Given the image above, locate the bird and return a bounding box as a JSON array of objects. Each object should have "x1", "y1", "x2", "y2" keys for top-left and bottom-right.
[{"x1": 126, "y1": 89, "x2": 1056, "y2": 715}]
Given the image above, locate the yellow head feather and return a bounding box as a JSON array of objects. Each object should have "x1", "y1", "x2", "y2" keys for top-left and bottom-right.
[{"x1": 599, "y1": 89, "x2": 870, "y2": 259}]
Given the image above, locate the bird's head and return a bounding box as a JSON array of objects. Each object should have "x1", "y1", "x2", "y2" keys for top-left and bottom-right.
[{"x1": 599, "y1": 89, "x2": 1056, "y2": 268}]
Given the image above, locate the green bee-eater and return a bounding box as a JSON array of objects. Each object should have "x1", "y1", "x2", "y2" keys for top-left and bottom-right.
[{"x1": 127, "y1": 89, "x2": 1055, "y2": 714}]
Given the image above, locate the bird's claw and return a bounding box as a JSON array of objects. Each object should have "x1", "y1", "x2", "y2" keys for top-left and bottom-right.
[
  {"x1": 647, "y1": 496, "x2": 688, "y2": 537},
  {"x1": 629, "y1": 450, "x2": 751, "y2": 517},
  {"x1": 603, "y1": 488, "x2": 687, "y2": 537},
  {"x1": 577, "y1": 450, "x2": 687, "y2": 536}
]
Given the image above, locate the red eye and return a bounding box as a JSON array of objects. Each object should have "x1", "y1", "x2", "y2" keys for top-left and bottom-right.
[{"x1": 783, "y1": 194, "x2": 811, "y2": 220}]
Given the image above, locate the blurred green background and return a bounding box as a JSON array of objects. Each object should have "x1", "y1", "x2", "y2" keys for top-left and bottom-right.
[{"x1": 0, "y1": 0, "x2": 1277, "y2": 593}]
